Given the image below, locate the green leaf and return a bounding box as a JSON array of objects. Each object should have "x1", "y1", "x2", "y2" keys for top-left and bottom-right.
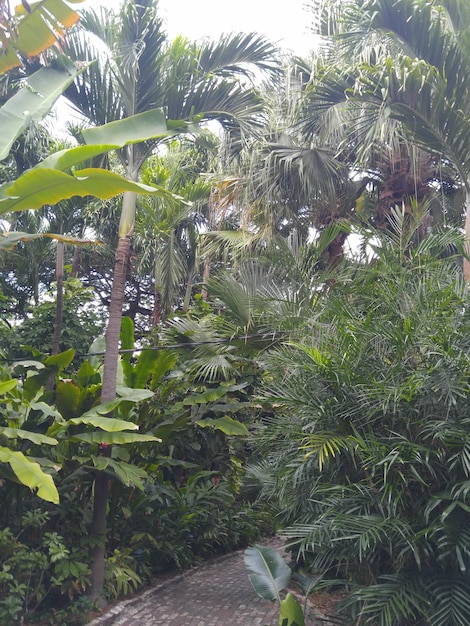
[
  {"x1": 44, "y1": 348, "x2": 75, "y2": 369},
  {"x1": 183, "y1": 383, "x2": 248, "y2": 405},
  {"x1": 13, "y1": 1, "x2": 82, "y2": 65},
  {"x1": 279, "y1": 593, "x2": 306, "y2": 626},
  {"x1": 0, "y1": 59, "x2": 81, "y2": 160},
  {"x1": 132, "y1": 351, "x2": 161, "y2": 389},
  {"x1": 37, "y1": 144, "x2": 120, "y2": 171},
  {"x1": 0, "y1": 231, "x2": 100, "y2": 251},
  {"x1": 82, "y1": 108, "x2": 170, "y2": 146},
  {"x1": 196, "y1": 416, "x2": 249, "y2": 436},
  {"x1": 91, "y1": 456, "x2": 148, "y2": 489},
  {"x1": 0, "y1": 379, "x2": 18, "y2": 395},
  {"x1": 115, "y1": 387, "x2": 154, "y2": 402},
  {"x1": 0, "y1": 168, "x2": 172, "y2": 215},
  {"x1": 244, "y1": 544, "x2": 291, "y2": 603},
  {"x1": 55, "y1": 380, "x2": 81, "y2": 419},
  {"x1": 67, "y1": 415, "x2": 139, "y2": 432},
  {"x1": 0, "y1": 426, "x2": 59, "y2": 446},
  {"x1": 0, "y1": 427, "x2": 58, "y2": 446},
  {"x1": 70, "y1": 432, "x2": 161, "y2": 444},
  {"x1": 149, "y1": 351, "x2": 178, "y2": 389},
  {"x1": 0, "y1": 446, "x2": 59, "y2": 504}
]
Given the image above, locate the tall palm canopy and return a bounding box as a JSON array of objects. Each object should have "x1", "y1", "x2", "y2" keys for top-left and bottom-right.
[{"x1": 301, "y1": 0, "x2": 470, "y2": 272}]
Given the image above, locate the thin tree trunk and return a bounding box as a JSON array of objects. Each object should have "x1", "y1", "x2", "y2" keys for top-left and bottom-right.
[
  {"x1": 51, "y1": 241, "x2": 64, "y2": 356},
  {"x1": 89, "y1": 187, "x2": 137, "y2": 604},
  {"x1": 71, "y1": 245, "x2": 80, "y2": 278},
  {"x1": 201, "y1": 255, "x2": 211, "y2": 301},
  {"x1": 152, "y1": 288, "x2": 162, "y2": 328}
]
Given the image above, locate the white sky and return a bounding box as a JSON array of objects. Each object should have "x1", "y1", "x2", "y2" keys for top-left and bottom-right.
[{"x1": 79, "y1": 0, "x2": 316, "y2": 56}]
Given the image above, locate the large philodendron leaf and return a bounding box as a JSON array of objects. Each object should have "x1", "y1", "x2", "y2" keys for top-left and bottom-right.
[
  {"x1": 0, "y1": 168, "x2": 173, "y2": 214},
  {"x1": 1, "y1": 0, "x2": 84, "y2": 74},
  {"x1": 0, "y1": 446, "x2": 59, "y2": 503},
  {"x1": 0, "y1": 57, "x2": 82, "y2": 161},
  {"x1": 244, "y1": 544, "x2": 292, "y2": 603}
]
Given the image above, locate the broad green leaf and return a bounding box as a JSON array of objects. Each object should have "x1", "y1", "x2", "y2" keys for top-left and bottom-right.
[
  {"x1": 77, "y1": 360, "x2": 101, "y2": 387},
  {"x1": 82, "y1": 108, "x2": 170, "y2": 146},
  {"x1": 67, "y1": 415, "x2": 139, "y2": 432},
  {"x1": 279, "y1": 593, "x2": 306, "y2": 626},
  {"x1": 196, "y1": 416, "x2": 249, "y2": 436},
  {"x1": 0, "y1": 1, "x2": 85, "y2": 73},
  {"x1": 183, "y1": 383, "x2": 248, "y2": 405},
  {"x1": 0, "y1": 427, "x2": 58, "y2": 446},
  {"x1": 0, "y1": 168, "x2": 172, "y2": 215},
  {"x1": 134, "y1": 351, "x2": 166, "y2": 389},
  {"x1": 87, "y1": 335, "x2": 106, "y2": 369},
  {"x1": 0, "y1": 231, "x2": 100, "y2": 251},
  {"x1": 55, "y1": 380, "x2": 81, "y2": 419},
  {"x1": 153, "y1": 414, "x2": 190, "y2": 440},
  {"x1": 37, "y1": 144, "x2": 121, "y2": 171},
  {"x1": 0, "y1": 446, "x2": 59, "y2": 503},
  {"x1": 70, "y1": 432, "x2": 161, "y2": 444},
  {"x1": 0, "y1": 379, "x2": 18, "y2": 395},
  {"x1": 14, "y1": 1, "x2": 81, "y2": 58},
  {"x1": 0, "y1": 60, "x2": 80, "y2": 160},
  {"x1": 244, "y1": 544, "x2": 291, "y2": 603},
  {"x1": 45, "y1": 348, "x2": 75, "y2": 369},
  {"x1": 149, "y1": 351, "x2": 178, "y2": 390},
  {"x1": 115, "y1": 387, "x2": 154, "y2": 402},
  {"x1": 29, "y1": 401, "x2": 64, "y2": 421},
  {"x1": 91, "y1": 456, "x2": 148, "y2": 489}
]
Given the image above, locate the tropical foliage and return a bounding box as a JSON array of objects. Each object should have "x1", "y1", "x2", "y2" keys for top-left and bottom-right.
[
  {"x1": 3, "y1": 0, "x2": 470, "y2": 623},
  {"x1": 249, "y1": 214, "x2": 470, "y2": 625}
]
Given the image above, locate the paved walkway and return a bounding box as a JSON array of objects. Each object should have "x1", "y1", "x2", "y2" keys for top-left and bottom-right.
[{"x1": 86, "y1": 538, "x2": 322, "y2": 626}]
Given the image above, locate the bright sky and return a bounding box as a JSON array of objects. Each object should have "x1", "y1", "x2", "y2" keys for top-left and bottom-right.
[{"x1": 80, "y1": 0, "x2": 316, "y2": 56}]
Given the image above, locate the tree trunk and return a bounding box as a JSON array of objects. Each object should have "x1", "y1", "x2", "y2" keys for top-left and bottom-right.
[
  {"x1": 152, "y1": 288, "x2": 162, "y2": 328},
  {"x1": 51, "y1": 241, "x2": 64, "y2": 356},
  {"x1": 71, "y1": 245, "x2": 80, "y2": 278},
  {"x1": 201, "y1": 255, "x2": 211, "y2": 301},
  {"x1": 89, "y1": 187, "x2": 137, "y2": 604}
]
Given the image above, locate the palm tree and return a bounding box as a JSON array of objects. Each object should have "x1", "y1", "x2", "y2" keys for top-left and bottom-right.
[
  {"x1": 300, "y1": 0, "x2": 470, "y2": 270},
  {"x1": 63, "y1": 0, "x2": 279, "y2": 601}
]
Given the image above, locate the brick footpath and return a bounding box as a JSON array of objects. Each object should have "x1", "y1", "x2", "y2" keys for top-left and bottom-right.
[{"x1": 86, "y1": 537, "x2": 320, "y2": 626}]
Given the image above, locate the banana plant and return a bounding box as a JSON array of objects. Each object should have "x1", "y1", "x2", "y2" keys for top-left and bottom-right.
[
  {"x1": 244, "y1": 544, "x2": 306, "y2": 626},
  {"x1": 0, "y1": 344, "x2": 162, "y2": 503},
  {"x1": 0, "y1": 0, "x2": 84, "y2": 74}
]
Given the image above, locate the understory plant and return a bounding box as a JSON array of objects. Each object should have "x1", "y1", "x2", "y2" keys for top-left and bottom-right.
[{"x1": 249, "y1": 212, "x2": 470, "y2": 625}]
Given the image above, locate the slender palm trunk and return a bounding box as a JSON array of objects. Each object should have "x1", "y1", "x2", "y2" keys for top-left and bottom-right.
[
  {"x1": 89, "y1": 185, "x2": 137, "y2": 604},
  {"x1": 51, "y1": 241, "x2": 64, "y2": 356},
  {"x1": 201, "y1": 255, "x2": 211, "y2": 301},
  {"x1": 152, "y1": 288, "x2": 162, "y2": 328}
]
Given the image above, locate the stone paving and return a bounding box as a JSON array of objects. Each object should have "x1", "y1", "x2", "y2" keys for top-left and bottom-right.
[{"x1": 86, "y1": 538, "x2": 323, "y2": 626}]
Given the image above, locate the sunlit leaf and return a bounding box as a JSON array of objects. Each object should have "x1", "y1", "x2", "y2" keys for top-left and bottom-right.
[{"x1": 0, "y1": 446, "x2": 59, "y2": 503}]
